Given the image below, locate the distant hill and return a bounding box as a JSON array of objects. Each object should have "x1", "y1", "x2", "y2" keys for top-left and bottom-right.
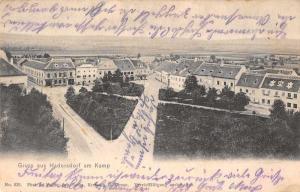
[{"x1": 0, "y1": 33, "x2": 300, "y2": 56}]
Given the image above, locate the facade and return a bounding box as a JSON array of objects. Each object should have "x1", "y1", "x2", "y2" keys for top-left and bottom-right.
[
  {"x1": 113, "y1": 58, "x2": 136, "y2": 80},
  {"x1": 130, "y1": 58, "x2": 150, "y2": 80},
  {"x1": 97, "y1": 58, "x2": 118, "y2": 77},
  {"x1": 0, "y1": 58, "x2": 27, "y2": 88},
  {"x1": 259, "y1": 74, "x2": 300, "y2": 111},
  {"x1": 194, "y1": 64, "x2": 246, "y2": 92},
  {"x1": 23, "y1": 58, "x2": 75, "y2": 86},
  {"x1": 235, "y1": 73, "x2": 265, "y2": 103},
  {"x1": 75, "y1": 64, "x2": 98, "y2": 85}
]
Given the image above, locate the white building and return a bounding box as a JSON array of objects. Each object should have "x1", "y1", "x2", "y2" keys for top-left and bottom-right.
[
  {"x1": 259, "y1": 74, "x2": 300, "y2": 111},
  {"x1": 0, "y1": 58, "x2": 28, "y2": 88},
  {"x1": 194, "y1": 63, "x2": 246, "y2": 92},
  {"x1": 75, "y1": 64, "x2": 98, "y2": 85},
  {"x1": 235, "y1": 73, "x2": 265, "y2": 103},
  {"x1": 22, "y1": 58, "x2": 76, "y2": 86},
  {"x1": 97, "y1": 58, "x2": 118, "y2": 77}
]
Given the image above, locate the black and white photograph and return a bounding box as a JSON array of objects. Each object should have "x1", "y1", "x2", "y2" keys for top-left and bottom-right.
[{"x1": 0, "y1": 0, "x2": 300, "y2": 192}]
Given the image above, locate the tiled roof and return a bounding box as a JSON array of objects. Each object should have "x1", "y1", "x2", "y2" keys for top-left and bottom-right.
[
  {"x1": 0, "y1": 58, "x2": 26, "y2": 77},
  {"x1": 154, "y1": 61, "x2": 178, "y2": 73},
  {"x1": 194, "y1": 64, "x2": 242, "y2": 79},
  {"x1": 97, "y1": 58, "x2": 117, "y2": 70},
  {"x1": 236, "y1": 73, "x2": 265, "y2": 88},
  {"x1": 130, "y1": 59, "x2": 147, "y2": 69},
  {"x1": 261, "y1": 74, "x2": 300, "y2": 92},
  {"x1": 45, "y1": 58, "x2": 75, "y2": 70},
  {"x1": 23, "y1": 59, "x2": 47, "y2": 70},
  {"x1": 175, "y1": 60, "x2": 202, "y2": 77},
  {"x1": 113, "y1": 58, "x2": 135, "y2": 71}
]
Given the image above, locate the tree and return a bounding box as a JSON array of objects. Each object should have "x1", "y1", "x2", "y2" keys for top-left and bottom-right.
[
  {"x1": 220, "y1": 86, "x2": 235, "y2": 99},
  {"x1": 191, "y1": 85, "x2": 206, "y2": 104},
  {"x1": 233, "y1": 92, "x2": 250, "y2": 110},
  {"x1": 270, "y1": 99, "x2": 288, "y2": 120},
  {"x1": 44, "y1": 53, "x2": 50, "y2": 58},
  {"x1": 137, "y1": 53, "x2": 141, "y2": 59},
  {"x1": 184, "y1": 75, "x2": 198, "y2": 93},
  {"x1": 102, "y1": 73, "x2": 109, "y2": 82},
  {"x1": 289, "y1": 112, "x2": 300, "y2": 136},
  {"x1": 206, "y1": 88, "x2": 218, "y2": 105},
  {"x1": 107, "y1": 71, "x2": 113, "y2": 82},
  {"x1": 65, "y1": 86, "x2": 75, "y2": 101},
  {"x1": 79, "y1": 87, "x2": 88, "y2": 94},
  {"x1": 210, "y1": 55, "x2": 216, "y2": 62},
  {"x1": 113, "y1": 69, "x2": 123, "y2": 84},
  {"x1": 92, "y1": 78, "x2": 104, "y2": 92}
]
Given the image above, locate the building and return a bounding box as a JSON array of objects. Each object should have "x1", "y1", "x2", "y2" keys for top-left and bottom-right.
[
  {"x1": 236, "y1": 73, "x2": 265, "y2": 103},
  {"x1": 259, "y1": 74, "x2": 300, "y2": 111},
  {"x1": 168, "y1": 60, "x2": 202, "y2": 91},
  {"x1": 97, "y1": 58, "x2": 118, "y2": 78},
  {"x1": 0, "y1": 58, "x2": 28, "y2": 88},
  {"x1": 130, "y1": 58, "x2": 150, "y2": 80},
  {"x1": 75, "y1": 64, "x2": 98, "y2": 85},
  {"x1": 194, "y1": 64, "x2": 246, "y2": 92},
  {"x1": 23, "y1": 58, "x2": 75, "y2": 86},
  {"x1": 113, "y1": 58, "x2": 136, "y2": 80}
]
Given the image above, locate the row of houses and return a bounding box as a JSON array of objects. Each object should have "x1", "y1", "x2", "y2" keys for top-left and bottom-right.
[
  {"x1": 18, "y1": 57, "x2": 150, "y2": 86},
  {"x1": 155, "y1": 60, "x2": 300, "y2": 111}
]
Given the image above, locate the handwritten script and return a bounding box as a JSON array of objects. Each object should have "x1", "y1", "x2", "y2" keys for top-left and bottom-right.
[
  {"x1": 121, "y1": 93, "x2": 157, "y2": 169},
  {"x1": 15, "y1": 164, "x2": 285, "y2": 192},
  {"x1": 0, "y1": 1, "x2": 297, "y2": 40}
]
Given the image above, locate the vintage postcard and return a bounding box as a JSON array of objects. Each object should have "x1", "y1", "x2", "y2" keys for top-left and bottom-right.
[{"x1": 0, "y1": 0, "x2": 300, "y2": 191}]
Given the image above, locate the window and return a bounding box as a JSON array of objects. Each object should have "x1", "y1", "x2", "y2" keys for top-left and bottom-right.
[
  {"x1": 70, "y1": 72, "x2": 73, "y2": 76},
  {"x1": 59, "y1": 80, "x2": 61, "y2": 84},
  {"x1": 288, "y1": 93, "x2": 292, "y2": 98},
  {"x1": 77, "y1": 75, "x2": 81, "y2": 78},
  {"x1": 240, "y1": 88, "x2": 242, "y2": 92},
  {"x1": 287, "y1": 103, "x2": 291, "y2": 107},
  {"x1": 294, "y1": 94, "x2": 297, "y2": 99},
  {"x1": 131, "y1": 72, "x2": 134, "y2": 74},
  {"x1": 230, "y1": 82, "x2": 233, "y2": 87},
  {"x1": 88, "y1": 75, "x2": 91, "y2": 77},
  {"x1": 282, "y1": 92, "x2": 285, "y2": 96},
  {"x1": 246, "y1": 89, "x2": 249, "y2": 93},
  {"x1": 47, "y1": 73, "x2": 50, "y2": 78},
  {"x1": 54, "y1": 80, "x2": 57, "y2": 84},
  {"x1": 293, "y1": 104, "x2": 297, "y2": 109},
  {"x1": 93, "y1": 75, "x2": 95, "y2": 77},
  {"x1": 224, "y1": 82, "x2": 226, "y2": 86},
  {"x1": 217, "y1": 81, "x2": 220, "y2": 85},
  {"x1": 262, "y1": 99, "x2": 265, "y2": 104},
  {"x1": 54, "y1": 73, "x2": 57, "y2": 78},
  {"x1": 63, "y1": 79, "x2": 66, "y2": 83},
  {"x1": 275, "y1": 91, "x2": 278, "y2": 96},
  {"x1": 59, "y1": 73, "x2": 62, "y2": 77},
  {"x1": 267, "y1": 100, "x2": 270, "y2": 104}
]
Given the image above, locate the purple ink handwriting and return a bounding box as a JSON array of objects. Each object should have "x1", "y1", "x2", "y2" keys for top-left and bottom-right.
[
  {"x1": 121, "y1": 93, "x2": 157, "y2": 169},
  {"x1": 17, "y1": 165, "x2": 285, "y2": 192},
  {"x1": 0, "y1": 1, "x2": 297, "y2": 40}
]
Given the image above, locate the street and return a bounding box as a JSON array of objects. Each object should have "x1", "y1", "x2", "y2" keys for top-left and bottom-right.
[{"x1": 27, "y1": 73, "x2": 165, "y2": 162}]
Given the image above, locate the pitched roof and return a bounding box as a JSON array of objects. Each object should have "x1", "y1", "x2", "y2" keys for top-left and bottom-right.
[
  {"x1": 113, "y1": 58, "x2": 135, "y2": 71},
  {"x1": 154, "y1": 61, "x2": 178, "y2": 73},
  {"x1": 194, "y1": 63, "x2": 242, "y2": 79},
  {"x1": 236, "y1": 73, "x2": 265, "y2": 88},
  {"x1": 174, "y1": 60, "x2": 202, "y2": 77},
  {"x1": 97, "y1": 58, "x2": 118, "y2": 70},
  {"x1": 23, "y1": 59, "x2": 47, "y2": 70},
  {"x1": 130, "y1": 59, "x2": 147, "y2": 69},
  {"x1": 0, "y1": 58, "x2": 26, "y2": 77},
  {"x1": 45, "y1": 58, "x2": 75, "y2": 70},
  {"x1": 261, "y1": 74, "x2": 300, "y2": 92}
]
